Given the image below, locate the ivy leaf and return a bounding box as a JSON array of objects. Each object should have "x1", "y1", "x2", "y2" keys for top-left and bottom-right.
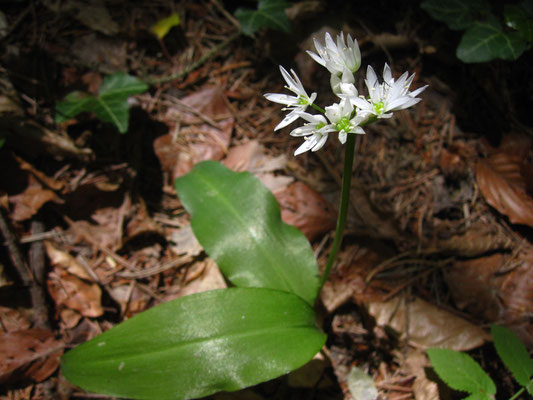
[
  {"x1": 235, "y1": 0, "x2": 291, "y2": 36},
  {"x1": 457, "y1": 17, "x2": 527, "y2": 62},
  {"x1": 420, "y1": 0, "x2": 483, "y2": 30},
  {"x1": 491, "y1": 325, "x2": 533, "y2": 388},
  {"x1": 427, "y1": 348, "x2": 496, "y2": 399},
  {"x1": 504, "y1": 4, "x2": 533, "y2": 42},
  {"x1": 61, "y1": 288, "x2": 326, "y2": 400},
  {"x1": 56, "y1": 73, "x2": 148, "y2": 133},
  {"x1": 175, "y1": 161, "x2": 320, "y2": 305}
]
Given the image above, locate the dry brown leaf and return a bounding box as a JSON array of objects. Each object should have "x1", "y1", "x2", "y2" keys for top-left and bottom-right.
[
  {"x1": 274, "y1": 181, "x2": 336, "y2": 241},
  {"x1": 445, "y1": 249, "x2": 533, "y2": 347},
  {"x1": 47, "y1": 269, "x2": 103, "y2": 319},
  {"x1": 477, "y1": 146, "x2": 533, "y2": 228},
  {"x1": 368, "y1": 296, "x2": 490, "y2": 350},
  {"x1": 9, "y1": 184, "x2": 62, "y2": 221},
  {"x1": 155, "y1": 86, "x2": 234, "y2": 182},
  {"x1": 44, "y1": 241, "x2": 91, "y2": 280},
  {"x1": 0, "y1": 307, "x2": 31, "y2": 333},
  {"x1": 321, "y1": 245, "x2": 388, "y2": 312},
  {"x1": 0, "y1": 329, "x2": 63, "y2": 384}
]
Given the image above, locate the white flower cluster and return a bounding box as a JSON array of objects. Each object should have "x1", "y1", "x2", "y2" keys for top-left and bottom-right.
[{"x1": 264, "y1": 32, "x2": 427, "y2": 156}]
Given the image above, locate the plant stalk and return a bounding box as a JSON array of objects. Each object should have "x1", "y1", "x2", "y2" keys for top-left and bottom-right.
[
  {"x1": 318, "y1": 132, "x2": 356, "y2": 291},
  {"x1": 508, "y1": 387, "x2": 525, "y2": 400}
]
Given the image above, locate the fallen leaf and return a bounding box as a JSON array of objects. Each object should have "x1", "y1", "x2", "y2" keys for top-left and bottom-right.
[
  {"x1": 9, "y1": 183, "x2": 62, "y2": 221},
  {"x1": 151, "y1": 13, "x2": 181, "y2": 40},
  {"x1": 44, "y1": 241, "x2": 91, "y2": 280},
  {"x1": 368, "y1": 296, "x2": 490, "y2": 350},
  {"x1": 0, "y1": 329, "x2": 63, "y2": 384},
  {"x1": 154, "y1": 86, "x2": 234, "y2": 181},
  {"x1": 274, "y1": 181, "x2": 336, "y2": 241},
  {"x1": 47, "y1": 269, "x2": 103, "y2": 319},
  {"x1": 476, "y1": 134, "x2": 533, "y2": 227},
  {"x1": 0, "y1": 307, "x2": 31, "y2": 333},
  {"x1": 445, "y1": 249, "x2": 533, "y2": 347}
]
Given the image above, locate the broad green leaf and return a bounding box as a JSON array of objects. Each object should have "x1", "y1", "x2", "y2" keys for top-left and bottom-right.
[
  {"x1": 150, "y1": 12, "x2": 181, "y2": 40},
  {"x1": 420, "y1": 0, "x2": 483, "y2": 30},
  {"x1": 427, "y1": 348, "x2": 496, "y2": 397},
  {"x1": 62, "y1": 288, "x2": 326, "y2": 400},
  {"x1": 235, "y1": 0, "x2": 291, "y2": 36},
  {"x1": 457, "y1": 18, "x2": 527, "y2": 62},
  {"x1": 527, "y1": 379, "x2": 533, "y2": 396},
  {"x1": 504, "y1": 5, "x2": 533, "y2": 42},
  {"x1": 491, "y1": 325, "x2": 533, "y2": 387},
  {"x1": 56, "y1": 73, "x2": 148, "y2": 133},
  {"x1": 175, "y1": 161, "x2": 320, "y2": 305}
]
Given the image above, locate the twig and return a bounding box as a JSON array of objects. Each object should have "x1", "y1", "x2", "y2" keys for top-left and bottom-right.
[
  {"x1": 146, "y1": 31, "x2": 240, "y2": 85},
  {"x1": 0, "y1": 207, "x2": 33, "y2": 284},
  {"x1": 29, "y1": 220, "x2": 50, "y2": 328}
]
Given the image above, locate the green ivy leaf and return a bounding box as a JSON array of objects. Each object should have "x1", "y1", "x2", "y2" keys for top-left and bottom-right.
[
  {"x1": 504, "y1": 4, "x2": 533, "y2": 42},
  {"x1": 427, "y1": 348, "x2": 496, "y2": 398},
  {"x1": 175, "y1": 161, "x2": 319, "y2": 305},
  {"x1": 56, "y1": 73, "x2": 148, "y2": 133},
  {"x1": 62, "y1": 288, "x2": 326, "y2": 400},
  {"x1": 457, "y1": 18, "x2": 527, "y2": 62},
  {"x1": 235, "y1": 0, "x2": 291, "y2": 36},
  {"x1": 491, "y1": 325, "x2": 533, "y2": 388},
  {"x1": 420, "y1": 0, "x2": 484, "y2": 30}
]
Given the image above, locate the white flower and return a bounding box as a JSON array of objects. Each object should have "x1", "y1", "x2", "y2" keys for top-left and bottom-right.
[
  {"x1": 324, "y1": 100, "x2": 365, "y2": 144},
  {"x1": 351, "y1": 63, "x2": 428, "y2": 119},
  {"x1": 307, "y1": 32, "x2": 361, "y2": 76},
  {"x1": 330, "y1": 66, "x2": 355, "y2": 96},
  {"x1": 264, "y1": 66, "x2": 317, "y2": 130},
  {"x1": 290, "y1": 112, "x2": 336, "y2": 155}
]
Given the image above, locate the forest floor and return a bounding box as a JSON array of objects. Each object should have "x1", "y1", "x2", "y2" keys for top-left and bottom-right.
[{"x1": 1, "y1": 1, "x2": 533, "y2": 399}]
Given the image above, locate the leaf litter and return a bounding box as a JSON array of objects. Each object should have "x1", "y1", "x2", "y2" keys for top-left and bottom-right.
[{"x1": 0, "y1": 1, "x2": 532, "y2": 399}]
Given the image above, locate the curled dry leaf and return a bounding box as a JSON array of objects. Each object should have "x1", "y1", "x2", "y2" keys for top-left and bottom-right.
[
  {"x1": 368, "y1": 296, "x2": 490, "y2": 351},
  {"x1": 476, "y1": 138, "x2": 533, "y2": 227},
  {"x1": 44, "y1": 241, "x2": 91, "y2": 280},
  {"x1": 274, "y1": 181, "x2": 336, "y2": 241},
  {"x1": 0, "y1": 329, "x2": 63, "y2": 384}
]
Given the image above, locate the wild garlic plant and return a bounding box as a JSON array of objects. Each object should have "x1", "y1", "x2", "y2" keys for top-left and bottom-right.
[{"x1": 265, "y1": 31, "x2": 427, "y2": 287}]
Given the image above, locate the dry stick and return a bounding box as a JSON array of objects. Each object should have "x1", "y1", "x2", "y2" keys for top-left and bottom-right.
[
  {"x1": 29, "y1": 220, "x2": 50, "y2": 328},
  {"x1": 0, "y1": 208, "x2": 50, "y2": 327},
  {"x1": 145, "y1": 31, "x2": 240, "y2": 85}
]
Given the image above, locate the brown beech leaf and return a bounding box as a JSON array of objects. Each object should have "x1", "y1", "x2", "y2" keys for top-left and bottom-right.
[
  {"x1": 476, "y1": 153, "x2": 533, "y2": 227},
  {"x1": 47, "y1": 269, "x2": 103, "y2": 319},
  {"x1": 0, "y1": 329, "x2": 63, "y2": 384},
  {"x1": 368, "y1": 296, "x2": 490, "y2": 350},
  {"x1": 44, "y1": 241, "x2": 91, "y2": 280},
  {"x1": 274, "y1": 181, "x2": 336, "y2": 241},
  {"x1": 445, "y1": 249, "x2": 533, "y2": 347}
]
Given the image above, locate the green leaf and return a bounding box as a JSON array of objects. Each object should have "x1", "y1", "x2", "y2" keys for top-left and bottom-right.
[
  {"x1": 427, "y1": 348, "x2": 496, "y2": 397},
  {"x1": 62, "y1": 287, "x2": 326, "y2": 400},
  {"x1": 527, "y1": 379, "x2": 533, "y2": 396},
  {"x1": 457, "y1": 18, "x2": 527, "y2": 62},
  {"x1": 491, "y1": 325, "x2": 533, "y2": 387},
  {"x1": 420, "y1": 0, "x2": 483, "y2": 30},
  {"x1": 175, "y1": 161, "x2": 320, "y2": 305},
  {"x1": 235, "y1": 0, "x2": 291, "y2": 36},
  {"x1": 521, "y1": 0, "x2": 533, "y2": 18},
  {"x1": 56, "y1": 73, "x2": 148, "y2": 133},
  {"x1": 504, "y1": 5, "x2": 533, "y2": 42}
]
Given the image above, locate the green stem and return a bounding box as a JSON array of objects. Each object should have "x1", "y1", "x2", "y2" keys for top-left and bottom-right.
[
  {"x1": 311, "y1": 103, "x2": 326, "y2": 114},
  {"x1": 318, "y1": 132, "x2": 356, "y2": 291},
  {"x1": 508, "y1": 387, "x2": 525, "y2": 400}
]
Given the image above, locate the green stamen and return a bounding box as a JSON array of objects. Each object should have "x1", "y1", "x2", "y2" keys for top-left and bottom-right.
[
  {"x1": 374, "y1": 101, "x2": 385, "y2": 115},
  {"x1": 336, "y1": 117, "x2": 351, "y2": 132}
]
